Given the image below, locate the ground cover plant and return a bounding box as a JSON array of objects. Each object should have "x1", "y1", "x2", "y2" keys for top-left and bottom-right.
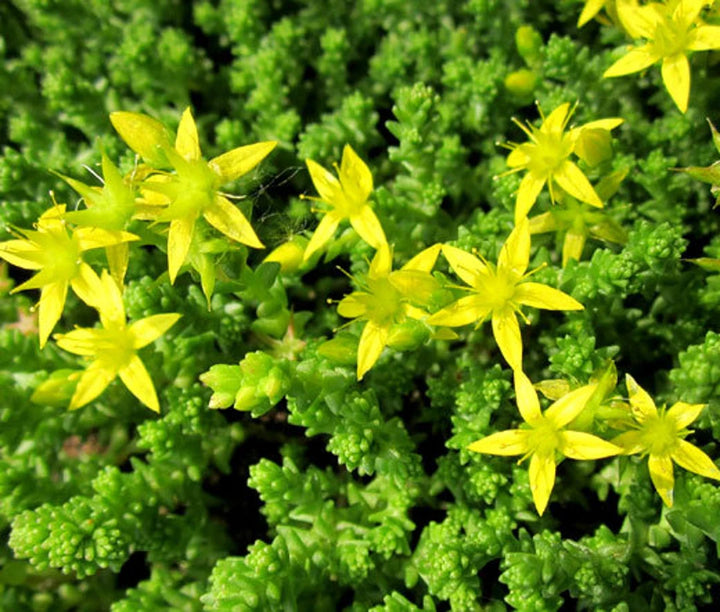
[{"x1": 2, "y1": 0, "x2": 720, "y2": 609}]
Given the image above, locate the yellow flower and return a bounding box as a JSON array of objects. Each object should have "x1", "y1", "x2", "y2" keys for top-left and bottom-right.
[
  {"x1": 603, "y1": 0, "x2": 720, "y2": 113},
  {"x1": 337, "y1": 242, "x2": 441, "y2": 380},
  {"x1": 302, "y1": 144, "x2": 387, "y2": 261},
  {"x1": 54, "y1": 271, "x2": 181, "y2": 412},
  {"x1": 469, "y1": 370, "x2": 621, "y2": 515},
  {"x1": 110, "y1": 107, "x2": 277, "y2": 282},
  {"x1": 55, "y1": 153, "x2": 139, "y2": 284},
  {"x1": 0, "y1": 205, "x2": 137, "y2": 347},
  {"x1": 501, "y1": 102, "x2": 623, "y2": 223},
  {"x1": 528, "y1": 169, "x2": 628, "y2": 266},
  {"x1": 426, "y1": 218, "x2": 583, "y2": 371},
  {"x1": 613, "y1": 374, "x2": 720, "y2": 506}
]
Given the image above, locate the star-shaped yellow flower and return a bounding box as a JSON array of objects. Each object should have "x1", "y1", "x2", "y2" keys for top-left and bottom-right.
[
  {"x1": 54, "y1": 271, "x2": 181, "y2": 412},
  {"x1": 110, "y1": 107, "x2": 277, "y2": 282},
  {"x1": 528, "y1": 169, "x2": 628, "y2": 267},
  {"x1": 501, "y1": 102, "x2": 623, "y2": 223},
  {"x1": 613, "y1": 374, "x2": 720, "y2": 506},
  {"x1": 426, "y1": 218, "x2": 583, "y2": 370},
  {"x1": 302, "y1": 144, "x2": 387, "y2": 261},
  {"x1": 469, "y1": 370, "x2": 622, "y2": 515},
  {"x1": 603, "y1": 0, "x2": 720, "y2": 113},
  {"x1": 337, "y1": 242, "x2": 441, "y2": 379},
  {"x1": 55, "y1": 153, "x2": 139, "y2": 284},
  {"x1": 0, "y1": 205, "x2": 137, "y2": 347}
]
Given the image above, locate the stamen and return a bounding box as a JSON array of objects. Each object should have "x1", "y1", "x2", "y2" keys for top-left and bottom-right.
[
  {"x1": 494, "y1": 167, "x2": 526, "y2": 180},
  {"x1": 523, "y1": 262, "x2": 548, "y2": 279},
  {"x1": 511, "y1": 117, "x2": 535, "y2": 140},
  {"x1": 516, "y1": 307, "x2": 531, "y2": 325}
]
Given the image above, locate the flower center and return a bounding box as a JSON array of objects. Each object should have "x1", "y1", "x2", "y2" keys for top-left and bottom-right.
[
  {"x1": 97, "y1": 325, "x2": 135, "y2": 369},
  {"x1": 365, "y1": 276, "x2": 403, "y2": 325},
  {"x1": 39, "y1": 226, "x2": 81, "y2": 281},
  {"x1": 640, "y1": 413, "x2": 679, "y2": 456},
  {"x1": 527, "y1": 418, "x2": 562, "y2": 457},
  {"x1": 482, "y1": 269, "x2": 517, "y2": 310},
  {"x1": 651, "y1": 18, "x2": 690, "y2": 58},
  {"x1": 527, "y1": 130, "x2": 573, "y2": 176},
  {"x1": 174, "y1": 159, "x2": 218, "y2": 214}
]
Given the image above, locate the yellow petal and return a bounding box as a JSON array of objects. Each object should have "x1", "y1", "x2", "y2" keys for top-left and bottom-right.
[
  {"x1": 541, "y1": 102, "x2": 572, "y2": 133},
  {"x1": 38, "y1": 281, "x2": 68, "y2": 348},
  {"x1": 513, "y1": 369, "x2": 542, "y2": 425},
  {"x1": 54, "y1": 327, "x2": 104, "y2": 356},
  {"x1": 529, "y1": 452, "x2": 556, "y2": 516},
  {"x1": 69, "y1": 360, "x2": 118, "y2": 410},
  {"x1": 350, "y1": 206, "x2": 386, "y2": 250},
  {"x1": 577, "y1": 118, "x2": 624, "y2": 132},
  {"x1": 612, "y1": 430, "x2": 646, "y2": 455},
  {"x1": 492, "y1": 308, "x2": 522, "y2": 370},
  {"x1": 130, "y1": 313, "x2": 181, "y2": 349},
  {"x1": 467, "y1": 429, "x2": 529, "y2": 456},
  {"x1": 109, "y1": 111, "x2": 172, "y2": 167},
  {"x1": 357, "y1": 320, "x2": 389, "y2": 380},
  {"x1": 210, "y1": 141, "x2": 278, "y2": 184},
  {"x1": 118, "y1": 355, "x2": 160, "y2": 412},
  {"x1": 560, "y1": 431, "x2": 621, "y2": 459},
  {"x1": 553, "y1": 160, "x2": 603, "y2": 208},
  {"x1": 498, "y1": 217, "x2": 530, "y2": 277},
  {"x1": 616, "y1": 0, "x2": 662, "y2": 39},
  {"x1": 562, "y1": 230, "x2": 586, "y2": 267},
  {"x1": 0, "y1": 240, "x2": 44, "y2": 270},
  {"x1": 175, "y1": 107, "x2": 201, "y2": 161},
  {"x1": 545, "y1": 383, "x2": 598, "y2": 428},
  {"x1": 578, "y1": 0, "x2": 607, "y2": 27},
  {"x1": 368, "y1": 242, "x2": 391, "y2": 278},
  {"x1": 528, "y1": 212, "x2": 558, "y2": 235},
  {"x1": 672, "y1": 439, "x2": 720, "y2": 480},
  {"x1": 514, "y1": 282, "x2": 584, "y2": 311},
  {"x1": 303, "y1": 212, "x2": 341, "y2": 261},
  {"x1": 673, "y1": 0, "x2": 708, "y2": 29},
  {"x1": 74, "y1": 227, "x2": 138, "y2": 252},
  {"x1": 661, "y1": 54, "x2": 690, "y2": 113},
  {"x1": 426, "y1": 294, "x2": 492, "y2": 327},
  {"x1": 337, "y1": 293, "x2": 370, "y2": 318},
  {"x1": 625, "y1": 374, "x2": 658, "y2": 422},
  {"x1": 506, "y1": 146, "x2": 530, "y2": 168},
  {"x1": 389, "y1": 270, "x2": 439, "y2": 304},
  {"x1": 441, "y1": 244, "x2": 488, "y2": 288},
  {"x1": 95, "y1": 270, "x2": 126, "y2": 328},
  {"x1": 167, "y1": 216, "x2": 196, "y2": 283},
  {"x1": 69, "y1": 262, "x2": 104, "y2": 310},
  {"x1": 687, "y1": 26, "x2": 720, "y2": 51},
  {"x1": 306, "y1": 158, "x2": 342, "y2": 203},
  {"x1": 204, "y1": 195, "x2": 264, "y2": 249},
  {"x1": 402, "y1": 243, "x2": 442, "y2": 272},
  {"x1": 339, "y1": 144, "x2": 373, "y2": 204},
  {"x1": 648, "y1": 454, "x2": 675, "y2": 506},
  {"x1": 603, "y1": 45, "x2": 659, "y2": 77},
  {"x1": 666, "y1": 401, "x2": 705, "y2": 430},
  {"x1": 515, "y1": 172, "x2": 546, "y2": 223},
  {"x1": 106, "y1": 242, "x2": 130, "y2": 286}
]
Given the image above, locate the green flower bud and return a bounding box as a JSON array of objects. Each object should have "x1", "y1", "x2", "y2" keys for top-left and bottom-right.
[{"x1": 515, "y1": 25, "x2": 543, "y2": 67}]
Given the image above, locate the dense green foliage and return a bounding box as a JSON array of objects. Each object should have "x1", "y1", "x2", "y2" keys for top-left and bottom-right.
[{"x1": 2, "y1": 0, "x2": 720, "y2": 610}]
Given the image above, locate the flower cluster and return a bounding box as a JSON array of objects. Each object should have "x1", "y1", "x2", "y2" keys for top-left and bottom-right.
[
  {"x1": 3, "y1": 78, "x2": 719, "y2": 518},
  {"x1": 0, "y1": 107, "x2": 278, "y2": 411}
]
